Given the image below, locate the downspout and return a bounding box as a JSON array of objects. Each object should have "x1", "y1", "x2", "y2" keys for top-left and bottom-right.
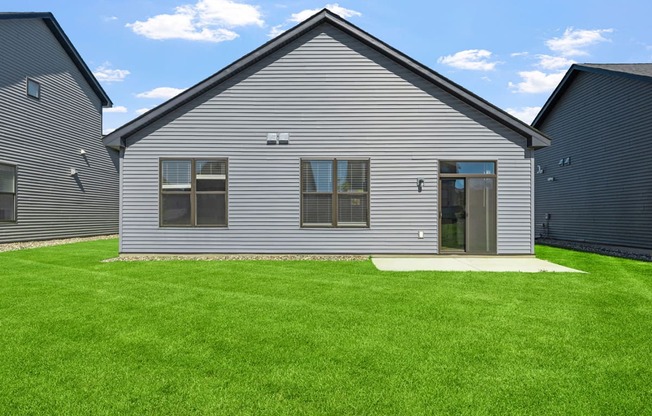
[
  {"x1": 119, "y1": 142, "x2": 125, "y2": 254},
  {"x1": 530, "y1": 155, "x2": 535, "y2": 254}
]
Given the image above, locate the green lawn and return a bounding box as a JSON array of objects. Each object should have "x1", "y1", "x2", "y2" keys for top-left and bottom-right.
[{"x1": 0, "y1": 240, "x2": 650, "y2": 415}]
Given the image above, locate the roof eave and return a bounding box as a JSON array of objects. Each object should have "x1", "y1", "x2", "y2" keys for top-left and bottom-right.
[
  {"x1": 532, "y1": 65, "x2": 582, "y2": 128},
  {"x1": 41, "y1": 14, "x2": 113, "y2": 107},
  {"x1": 528, "y1": 133, "x2": 551, "y2": 149},
  {"x1": 104, "y1": 8, "x2": 550, "y2": 148},
  {"x1": 0, "y1": 12, "x2": 112, "y2": 107},
  {"x1": 102, "y1": 10, "x2": 333, "y2": 147},
  {"x1": 318, "y1": 12, "x2": 551, "y2": 148},
  {"x1": 103, "y1": 134, "x2": 122, "y2": 150},
  {"x1": 533, "y1": 63, "x2": 652, "y2": 129}
]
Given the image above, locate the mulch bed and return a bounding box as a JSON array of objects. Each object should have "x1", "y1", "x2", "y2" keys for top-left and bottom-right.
[
  {"x1": 0, "y1": 235, "x2": 118, "y2": 253},
  {"x1": 103, "y1": 254, "x2": 369, "y2": 262}
]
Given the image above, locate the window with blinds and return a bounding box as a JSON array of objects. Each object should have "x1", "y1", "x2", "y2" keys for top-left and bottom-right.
[
  {"x1": 0, "y1": 163, "x2": 16, "y2": 222},
  {"x1": 160, "y1": 159, "x2": 227, "y2": 227},
  {"x1": 301, "y1": 159, "x2": 369, "y2": 227}
]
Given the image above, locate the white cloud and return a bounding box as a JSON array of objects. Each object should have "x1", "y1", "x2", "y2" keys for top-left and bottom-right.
[
  {"x1": 93, "y1": 64, "x2": 130, "y2": 83},
  {"x1": 103, "y1": 105, "x2": 128, "y2": 113},
  {"x1": 269, "y1": 4, "x2": 361, "y2": 39},
  {"x1": 136, "y1": 87, "x2": 186, "y2": 99},
  {"x1": 103, "y1": 128, "x2": 116, "y2": 135},
  {"x1": 545, "y1": 27, "x2": 613, "y2": 56},
  {"x1": 127, "y1": 0, "x2": 262, "y2": 42},
  {"x1": 507, "y1": 27, "x2": 610, "y2": 95},
  {"x1": 511, "y1": 51, "x2": 529, "y2": 57},
  {"x1": 536, "y1": 54, "x2": 575, "y2": 70},
  {"x1": 127, "y1": 11, "x2": 238, "y2": 42},
  {"x1": 437, "y1": 49, "x2": 500, "y2": 71},
  {"x1": 506, "y1": 106, "x2": 542, "y2": 124},
  {"x1": 135, "y1": 108, "x2": 151, "y2": 115},
  {"x1": 290, "y1": 3, "x2": 361, "y2": 22},
  {"x1": 103, "y1": 16, "x2": 118, "y2": 22},
  {"x1": 194, "y1": 0, "x2": 263, "y2": 27},
  {"x1": 508, "y1": 70, "x2": 565, "y2": 94},
  {"x1": 267, "y1": 24, "x2": 286, "y2": 38}
]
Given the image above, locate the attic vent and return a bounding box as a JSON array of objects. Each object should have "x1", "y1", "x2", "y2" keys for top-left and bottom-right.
[{"x1": 267, "y1": 132, "x2": 290, "y2": 145}]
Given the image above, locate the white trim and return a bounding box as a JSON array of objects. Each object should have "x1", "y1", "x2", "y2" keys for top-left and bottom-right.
[
  {"x1": 530, "y1": 158, "x2": 535, "y2": 254},
  {"x1": 196, "y1": 174, "x2": 226, "y2": 180},
  {"x1": 162, "y1": 183, "x2": 191, "y2": 190},
  {"x1": 119, "y1": 149, "x2": 124, "y2": 253}
]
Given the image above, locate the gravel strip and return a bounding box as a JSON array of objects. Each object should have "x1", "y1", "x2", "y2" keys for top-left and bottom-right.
[
  {"x1": 537, "y1": 238, "x2": 651, "y2": 262},
  {"x1": 103, "y1": 254, "x2": 369, "y2": 262},
  {"x1": 0, "y1": 234, "x2": 118, "y2": 253}
]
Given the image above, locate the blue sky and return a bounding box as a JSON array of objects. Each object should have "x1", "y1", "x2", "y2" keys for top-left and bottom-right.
[{"x1": 5, "y1": 1, "x2": 651, "y2": 133}]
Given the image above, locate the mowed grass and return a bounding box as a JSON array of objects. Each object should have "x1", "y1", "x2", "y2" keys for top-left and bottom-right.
[{"x1": 0, "y1": 240, "x2": 650, "y2": 414}]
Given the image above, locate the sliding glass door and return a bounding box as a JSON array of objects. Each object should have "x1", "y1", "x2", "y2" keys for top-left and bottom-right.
[
  {"x1": 466, "y1": 177, "x2": 496, "y2": 254},
  {"x1": 439, "y1": 162, "x2": 496, "y2": 254},
  {"x1": 440, "y1": 179, "x2": 466, "y2": 252}
]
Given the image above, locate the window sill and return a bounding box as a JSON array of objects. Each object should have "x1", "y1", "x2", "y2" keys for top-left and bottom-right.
[
  {"x1": 301, "y1": 224, "x2": 369, "y2": 229},
  {"x1": 159, "y1": 225, "x2": 228, "y2": 228}
]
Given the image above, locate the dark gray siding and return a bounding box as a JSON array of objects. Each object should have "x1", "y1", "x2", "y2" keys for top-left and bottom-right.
[
  {"x1": 0, "y1": 19, "x2": 118, "y2": 242},
  {"x1": 535, "y1": 71, "x2": 652, "y2": 249},
  {"x1": 121, "y1": 24, "x2": 533, "y2": 254}
]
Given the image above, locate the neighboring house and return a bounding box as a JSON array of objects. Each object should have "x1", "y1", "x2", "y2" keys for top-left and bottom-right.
[
  {"x1": 103, "y1": 9, "x2": 550, "y2": 255},
  {"x1": 0, "y1": 12, "x2": 118, "y2": 243},
  {"x1": 533, "y1": 64, "x2": 652, "y2": 250}
]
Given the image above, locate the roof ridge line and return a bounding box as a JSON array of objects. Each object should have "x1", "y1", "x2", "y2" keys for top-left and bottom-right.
[{"x1": 103, "y1": 10, "x2": 550, "y2": 149}]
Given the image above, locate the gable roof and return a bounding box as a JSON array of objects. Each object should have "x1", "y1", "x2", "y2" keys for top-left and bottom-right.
[
  {"x1": 0, "y1": 12, "x2": 112, "y2": 107},
  {"x1": 533, "y1": 63, "x2": 652, "y2": 128},
  {"x1": 103, "y1": 9, "x2": 549, "y2": 150}
]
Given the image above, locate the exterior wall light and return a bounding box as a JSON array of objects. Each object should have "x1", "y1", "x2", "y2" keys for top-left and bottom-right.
[{"x1": 416, "y1": 178, "x2": 425, "y2": 192}]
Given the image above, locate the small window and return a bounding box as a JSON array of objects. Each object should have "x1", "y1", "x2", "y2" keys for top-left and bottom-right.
[
  {"x1": 160, "y1": 159, "x2": 227, "y2": 227},
  {"x1": 301, "y1": 159, "x2": 369, "y2": 227},
  {"x1": 26, "y1": 79, "x2": 40, "y2": 99},
  {"x1": 0, "y1": 163, "x2": 16, "y2": 222}
]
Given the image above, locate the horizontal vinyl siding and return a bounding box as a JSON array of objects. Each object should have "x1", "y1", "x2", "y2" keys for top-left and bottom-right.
[
  {"x1": 535, "y1": 71, "x2": 652, "y2": 249},
  {"x1": 497, "y1": 159, "x2": 533, "y2": 254},
  {"x1": 121, "y1": 24, "x2": 532, "y2": 254},
  {"x1": 0, "y1": 19, "x2": 118, "y2": 243}
]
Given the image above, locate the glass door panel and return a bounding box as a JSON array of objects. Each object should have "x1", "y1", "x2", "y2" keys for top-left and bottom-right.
[
  {"x1": 467, "y1": 178, "x2": 496, "y2": 254},
  {"x1": 441, "y1": 179, "x2": 466, "y2": 252}
]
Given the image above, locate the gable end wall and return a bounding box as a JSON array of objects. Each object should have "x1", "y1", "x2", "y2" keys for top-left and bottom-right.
[
  {"x1": 535, "y1": 71, "x2": 652, "y2": 249},
  {"x1": 0, "y1": 19, "x2": 118, "y2": 242},
  {"x1": 120, "y1": 25, "x2": 533, "y2": 254}
]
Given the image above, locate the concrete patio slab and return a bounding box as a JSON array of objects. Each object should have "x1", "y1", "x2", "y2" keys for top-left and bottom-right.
[{"x1": 372, "y1": 256, "x2": 584, "y2": 273}]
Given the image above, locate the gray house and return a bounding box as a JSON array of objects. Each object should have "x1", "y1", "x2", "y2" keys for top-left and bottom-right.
[
  {"x1": 0, "y1": 13, "x2": 118, "y2": 243},
  {"x1": 103, "y1": 9, "x2": 550, "y2": 255},
  {"x1": 533, "y1": 64, "x2": 652, "y2": 251}
]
